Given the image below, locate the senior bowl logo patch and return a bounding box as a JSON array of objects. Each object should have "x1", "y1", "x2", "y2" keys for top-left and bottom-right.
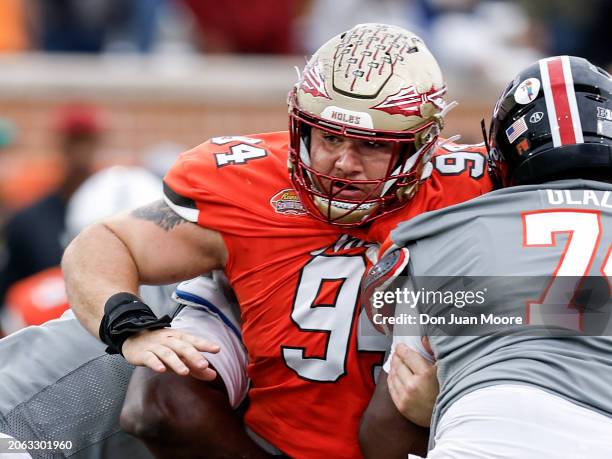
[{"x1": 270, "y1": 188, "x2": 307, "y2": 216}]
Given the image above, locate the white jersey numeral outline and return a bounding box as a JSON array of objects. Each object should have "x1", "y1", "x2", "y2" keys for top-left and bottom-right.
[
  {"x1": 522, "y1": 209, "x2": 611, "y2": 331},
  {"x1": 281, "y1": 250, "x2": 387, "y2": 383},
  {"x1": 214, "y1": 143, "x2": 267, "y2": 167},
  {"x1": 433, "y1": 151, "x2": 485, "y2": 179},
  {"x1": 282, "y1": 254, "x2": 365, "y2": 382}
]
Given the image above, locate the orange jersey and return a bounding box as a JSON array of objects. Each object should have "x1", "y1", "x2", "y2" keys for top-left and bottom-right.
[
  {"x1": 365, "y1": 140, "x2": 494, "y2": 243},
  {"x1": 163, "y1": 132, "x2": 492, "y2": 458}
]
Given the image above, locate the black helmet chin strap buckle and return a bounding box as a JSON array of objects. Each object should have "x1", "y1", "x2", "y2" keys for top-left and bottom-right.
[
  {"x1": 480, "y1": 118, "x2": 491, "y2": 155},
  {"x1": 481, "y1": 118, "x2": 503, "y2": 189}
]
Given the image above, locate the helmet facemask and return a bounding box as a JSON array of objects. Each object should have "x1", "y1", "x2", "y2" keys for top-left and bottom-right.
[{"x1": 289, "y1": 97, "x2": 440, "y2": 226}]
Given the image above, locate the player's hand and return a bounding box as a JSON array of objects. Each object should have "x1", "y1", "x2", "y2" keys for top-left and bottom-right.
[
  {"x1": 387, "y1": 343, "x2": 439, "y2": 427},
  {"x1": 121, "y1": 328, "x2": 221, "y2": 381}
]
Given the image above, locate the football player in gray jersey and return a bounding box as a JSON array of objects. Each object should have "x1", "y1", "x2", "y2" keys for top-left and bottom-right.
[
  {"x1": 361, "y1": 55, "x2": 612, "y2": 458},
  {"x1": 0, "y1": 277, "x2": 245, "y2": 459},
  {"x1": 0, "y1": 168, "x2": 248, "y2": 459}
]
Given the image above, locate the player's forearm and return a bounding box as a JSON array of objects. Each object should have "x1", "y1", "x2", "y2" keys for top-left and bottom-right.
[
  {"x1": 62, "y1": 222, "x2": 141, "y2": 339},
  {"x1": 360, "y1": 401, "x2": 429, "y2": 458},
  {"x1": 360, "y1": 372, "x2": 429, "y2": 458}
]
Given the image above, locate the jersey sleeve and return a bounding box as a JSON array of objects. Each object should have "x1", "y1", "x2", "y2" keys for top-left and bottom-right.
[
  {"x1": 163, "y1": 151, "x2": 203, "y2": 223},
  {"x1": 383, "y1": 335, "x2": 434, "y2": 373},
  {"x1": 162, "y1": 133, "x2": 289, "y2": 237}
]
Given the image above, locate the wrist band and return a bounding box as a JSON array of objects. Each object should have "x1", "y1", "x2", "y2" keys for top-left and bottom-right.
[{"x1": 99, "y1": 292, "x2": 172, "y2": 355}]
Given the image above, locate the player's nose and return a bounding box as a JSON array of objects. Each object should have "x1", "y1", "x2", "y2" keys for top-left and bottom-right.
[{"x1": 334, "y1": 142, "x2": 363, "y2": 176}]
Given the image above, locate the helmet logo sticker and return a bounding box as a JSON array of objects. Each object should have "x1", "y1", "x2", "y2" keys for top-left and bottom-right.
[
  {"x1": 371, "y1": 85, "x2": 446, "y2": 117},
  {"x1": 514, "y1": 78, "x2": 541, "y2": 104},
  {"x1": 529, "y1": 111, "x2": 544, "y2": 124},
  {"x1": 516, "y1": 138, "x2": 530, "y2": 155},
  {"x1": 300, "y1": 61, "x2": 331, "y2": 99},
  {"x1": 505, "y1": 116, "x2": 528, "y2": 143}
]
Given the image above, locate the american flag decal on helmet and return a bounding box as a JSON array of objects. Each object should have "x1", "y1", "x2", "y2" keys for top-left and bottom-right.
[
  {"x1": 371, "y1": 85, "x2": 446, "y2": 117},
  {"x1": 300, "y1": 61, "x2": 331, "y2": 99}
]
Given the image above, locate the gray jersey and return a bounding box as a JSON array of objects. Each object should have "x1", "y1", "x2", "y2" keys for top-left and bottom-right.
[
  {"x1": 387, "y1": 179, "x2": 612, "y2": 446},
  {"x1": 0, "y1": 285, "x2": 177, "y2": 459}
]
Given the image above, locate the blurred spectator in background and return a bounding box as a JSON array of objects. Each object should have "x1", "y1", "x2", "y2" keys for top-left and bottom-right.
[
  {"x1": 35, "y1": 0, "x2": 121, "y2": 53},
  {"x1": 0, "y1": 118, "x2": 17, "y2": 219},
  {"x1": 0, "y1": 104, "x2": 102, "y2": 309},
  {"x1": 303, "y1": 0, "x2": 432, "y2": 54},
  {"x1": 0, "y1": 120, "x2": 16, "y2": 151},
  {"x1": 141, "y1": 141, "x2": 185, "y2": 178},
  {"x1": 180, "y1": 0, "x2": 308, "y2": 53},
  {"x1": 34, "y1": 0, "x2": 170, "y2": 54},
  {"x1": 426, "y1": 0, "x2": 542, "y2": 86},
  {"x1": 519, "y1": 0, "x2": 611, "y2": 70},
  {"x1": 301, "y1": 0, "x2": 543, "y2": 87},
  {"x1": 0, "y1": 0, "x2": 29, "y2": 52},
  {"x1": 0, "y1": 165, "x2": 163, "y2": 336}
]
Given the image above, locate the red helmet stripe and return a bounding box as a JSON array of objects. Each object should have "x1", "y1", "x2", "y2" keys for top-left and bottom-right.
[
  {"x1": 540, "y1": 56, "x2": 584, "y2": 147},
  {"x1": 561, "y1": 55, "x2": 585, "y2": 144}
]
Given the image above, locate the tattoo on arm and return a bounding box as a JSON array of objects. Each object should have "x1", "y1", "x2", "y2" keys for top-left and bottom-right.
[{"x1": 131, "y1": 200, "x2": 188, "y2": 231}]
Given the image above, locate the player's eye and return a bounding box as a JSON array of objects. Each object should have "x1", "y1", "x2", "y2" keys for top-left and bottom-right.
[
  {"x1": 362, "y1": 141, "x2": 392, "y2": 152},
  {"x1": 323, "y1": 133, "x2": 343, "y2": 144}
]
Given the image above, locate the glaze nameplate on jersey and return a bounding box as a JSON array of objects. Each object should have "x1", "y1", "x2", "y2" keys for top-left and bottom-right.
[{"x1": 546, "y1": 189, "x2": 612, "y2": 208}]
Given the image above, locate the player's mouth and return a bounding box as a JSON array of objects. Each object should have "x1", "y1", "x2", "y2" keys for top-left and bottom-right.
[{"x1": 331, "y1": 180, "x2": 368, "y2": 200}]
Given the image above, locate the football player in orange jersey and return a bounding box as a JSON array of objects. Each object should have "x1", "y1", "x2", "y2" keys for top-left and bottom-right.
[{"x1": 62, "y1": 24, "x2": 492, "y2": 458}]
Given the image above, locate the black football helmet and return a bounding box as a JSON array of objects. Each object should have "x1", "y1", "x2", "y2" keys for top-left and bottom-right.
[{"x1": 487, "y1": 55, "x2": 612, "y2": 186}]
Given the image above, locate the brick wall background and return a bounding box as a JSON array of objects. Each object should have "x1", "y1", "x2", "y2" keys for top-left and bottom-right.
[{"x1": 0, "y1": 54, "x2": 497, "y2": 211}]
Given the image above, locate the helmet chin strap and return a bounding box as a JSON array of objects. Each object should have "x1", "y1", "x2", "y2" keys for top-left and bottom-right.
[{"x1": 380, "y1": 136, "x2": 439, "y2": 196}]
